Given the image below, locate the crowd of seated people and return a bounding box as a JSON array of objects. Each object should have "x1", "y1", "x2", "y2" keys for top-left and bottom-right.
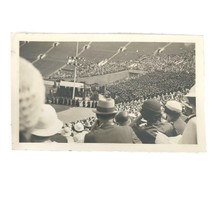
[
  {"x1": 107, "y1": 71, "x2": 195, "y2": 103},
  {"x1": 48, "y1": 49, "x2": 195, "y2": 80}
]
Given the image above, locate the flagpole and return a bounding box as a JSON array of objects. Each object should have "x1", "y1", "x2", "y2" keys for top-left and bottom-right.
[{"x1": 72, "y1": 42, "x2": 79, "y2": 99}]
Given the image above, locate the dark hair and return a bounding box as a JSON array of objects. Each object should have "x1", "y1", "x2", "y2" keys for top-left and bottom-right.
[
  {"x1": 96, "y1": 113, "x2": 116, "y2": 120},
  {"x1": 141, "y1": 108, "x2": 161, "y2": 124}
]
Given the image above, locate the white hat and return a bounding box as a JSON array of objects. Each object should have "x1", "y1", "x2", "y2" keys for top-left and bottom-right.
[
  {"x1": 186, "y1": 85, "x2": 196, "y2": 97},
  {"x1": 165, "y1": 100, "x2": 182, "y2": 113},
  {"x1": 31, "y1": 104, "x2": 63, "y2": 137},
  {"x1": 74, "y1": 122, "x2": 84, "y2": 132},
  {"x1": 19, "y1": 58, "x2": 45, "y2": 131}
]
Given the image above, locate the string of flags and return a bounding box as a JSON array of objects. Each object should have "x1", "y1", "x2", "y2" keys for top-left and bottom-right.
[
  {"x1": 47, "y1": 42, "x2": 92, "y2": 78},
  {"x1": 66, "y1": 56, "x2": 85, "y2": 66}
]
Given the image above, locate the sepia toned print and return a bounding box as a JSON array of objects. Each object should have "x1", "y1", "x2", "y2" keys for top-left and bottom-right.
[{"x1": 11, "y1": 33, "x2": 205, "y2": 151}]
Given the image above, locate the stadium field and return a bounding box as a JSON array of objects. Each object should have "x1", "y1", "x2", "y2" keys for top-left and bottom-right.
[{"x1": 51, "y1": 104, "x2": 96, "y2": 123}]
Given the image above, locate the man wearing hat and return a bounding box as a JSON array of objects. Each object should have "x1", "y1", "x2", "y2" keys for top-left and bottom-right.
[
  {"x1": 84, "y1": 98, "x2": 141, "y2": 143},
  {"x1": 165, "y1": 100, "x2": 186, "y2": 135},
  {"x1": 131, "y1": 99, "x2": 175, "y2": 144},
  {"x1": 155, "y1": 85, "x2": 197, "y2": 144}
]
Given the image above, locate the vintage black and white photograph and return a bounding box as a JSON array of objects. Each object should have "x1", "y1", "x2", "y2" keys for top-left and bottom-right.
[{"x1": 11, "y1": 33, "x2": 205, "y2": 151}]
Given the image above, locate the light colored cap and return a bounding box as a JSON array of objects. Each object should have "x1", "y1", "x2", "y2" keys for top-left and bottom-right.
[
  {"x1": 165, "y1": 100, "x2": 182, "y2": 113},
  {"x1": 74, "y1": 122, "x2": 84, "y2": 132},
  {"x1": 31, "y1": 104, "x2": 63, "y2": 137}
]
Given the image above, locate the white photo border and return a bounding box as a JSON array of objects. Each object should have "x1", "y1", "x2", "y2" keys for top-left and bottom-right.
[{"x1": 11, "y1": 33, "x2": 206, "y2": 152}]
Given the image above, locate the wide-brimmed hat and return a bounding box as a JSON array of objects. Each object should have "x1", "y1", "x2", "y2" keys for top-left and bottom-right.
[
  {"x1": 74, "y1": 122, "x2": 84, "y2": 132},
  {"x1": 31, "y1": 104, "x2": 63, "y2": 137},
  {"x1": 185, "y1": 85, "x2": 195, "y2": 97},
  {"x1": 165, "y1": 100, "x2": 182, "y2": 113},
  {"x1": 93, "y1": 98, "x2": 117, "y2": 115}
]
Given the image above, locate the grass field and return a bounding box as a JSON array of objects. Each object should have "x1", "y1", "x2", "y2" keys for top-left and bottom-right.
[{"x1": 51, "y1": 104, "x2": 96, "y2": 123}]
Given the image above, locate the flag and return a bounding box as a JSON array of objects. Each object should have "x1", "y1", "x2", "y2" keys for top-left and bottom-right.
[
  {"x1": 118, "y1": 46, "x2": 126, "y2": 53},
  {"x1": 53, "y1": 42, "x2": 59, "y2": 47},
  {"x1": 153, "y1": 48, "x2": 162, "y2": 56},
  {"x1": 37, "y1": 54, "x2": 46, "y2": 60},
  {"x1": 98, "y1": 59, "x2": 108, "y2": 67},
  {"x1": 83, "y1": 44, "x2": 90, "y2": 50}
]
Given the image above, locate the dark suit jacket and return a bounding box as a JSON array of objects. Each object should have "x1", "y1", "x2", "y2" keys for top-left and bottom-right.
[
  {"x1": 84, "y1": 124, "x2": 141, "y2": 144},
  {"x1": 132, "y1": 121, "x2": 175, "y2": 144}
]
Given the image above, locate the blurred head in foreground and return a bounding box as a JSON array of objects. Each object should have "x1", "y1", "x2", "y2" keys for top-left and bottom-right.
[{"x1": 19, "y1": 58, "x2": 45, "y2": 142}]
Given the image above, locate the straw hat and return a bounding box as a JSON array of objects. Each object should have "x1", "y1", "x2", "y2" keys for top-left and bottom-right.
[
  {"x1": 19, "y1": 58, "x2": 45, "y2": 131},
  {"x1": 31, "y1": 104, "x2": 63, "y2": 137},
  {"x1": 93, "y1": 98, "x2": 117, "y2": 115}
]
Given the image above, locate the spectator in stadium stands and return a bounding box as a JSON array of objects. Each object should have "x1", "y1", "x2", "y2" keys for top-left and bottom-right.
[
  {"x1": 115, "y1": 111, "x2": 131, "y2": 126},
  {"x1": 73, "y1": 122, "x2": 89, "y2": 143},
  {"x1": 155, "y1": 84, "x2": 197, "y2": 144},
  {"x1": 30, "y1": 104, "x2": 63, "y2": 143},
  {"x1": 19, "y1": 57, "x2": 45, "y2": 142},
  {"x1": 164, "y1": 100, "x2": 186, "y2": 135},
  {"x1": 131, "y1": 99, "x2": 176, "y2": 144},
  {"x1": 84, "y1": 98, "x2": 141, "y2": 143},
  {"x1": 60, "y1": 126, "x2": 74, "y2": 143}
]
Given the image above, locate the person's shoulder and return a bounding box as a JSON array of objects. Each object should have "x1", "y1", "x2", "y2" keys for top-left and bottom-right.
[
  {"x1": 116, "y1": 125, "x2": 132, "y2": 131},
  {"x1": 187, "y1": 116, "x2": 197, "y2": 126}
]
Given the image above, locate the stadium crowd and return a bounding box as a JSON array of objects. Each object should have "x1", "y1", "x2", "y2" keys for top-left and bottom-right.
[
  {"x1": 19, "y1": 55, "x2": 196, "y2": 144},
  {"x1": 48, "y1": 49, "x2": 195, "y2": 80},
  {"x1": 107, "y1": 71, "x2": 195, "y2": 103}
]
